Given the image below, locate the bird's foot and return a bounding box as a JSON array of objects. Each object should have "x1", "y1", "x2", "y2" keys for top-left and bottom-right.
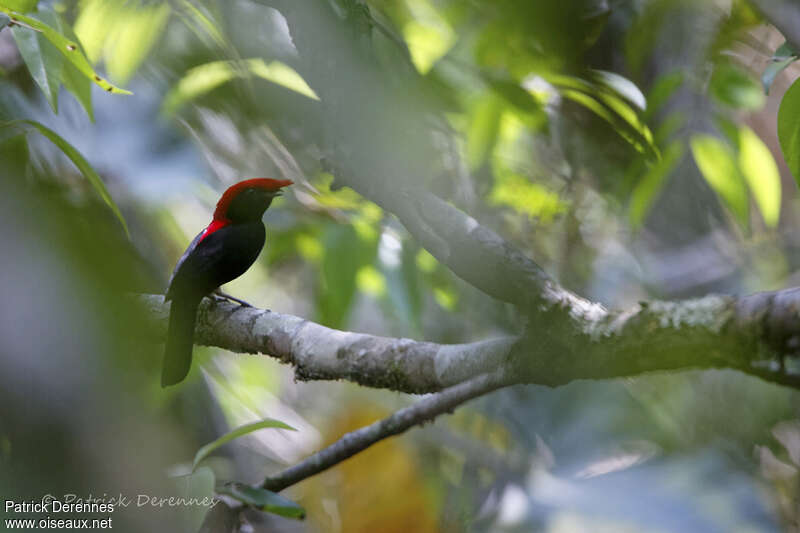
[{"x1": 212, "y1": 290, "x2": 253, "y2": 307}]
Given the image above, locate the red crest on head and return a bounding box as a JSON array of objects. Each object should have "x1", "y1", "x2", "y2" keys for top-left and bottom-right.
[{"x1": 213, "y1": 178, "x2": 293, "y2": 220}]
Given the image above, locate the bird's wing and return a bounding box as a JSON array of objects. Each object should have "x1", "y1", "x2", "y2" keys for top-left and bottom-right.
[
  {"x1": 165, "y1": 223, "x2": 264, "y2": 300},
  {"x1": 165, "y1": 229, "x2": 206, "y2": 300}
]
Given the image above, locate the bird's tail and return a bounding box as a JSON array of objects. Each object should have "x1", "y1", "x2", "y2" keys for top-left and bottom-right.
[{"x1": 162, "y1": 295, "x2": 202, "y2": 387}]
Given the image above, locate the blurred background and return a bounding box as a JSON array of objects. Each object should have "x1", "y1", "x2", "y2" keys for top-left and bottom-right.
[{"x1": 1, "y1": 0, "x2": 800, "y2": 531}]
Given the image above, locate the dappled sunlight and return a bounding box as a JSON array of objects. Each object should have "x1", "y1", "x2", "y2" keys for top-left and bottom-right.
[{"x1": 2, "y1": 0, "x2": 800, "y2": 531}]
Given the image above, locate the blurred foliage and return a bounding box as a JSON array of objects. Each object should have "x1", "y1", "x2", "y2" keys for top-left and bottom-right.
[
  {"x1": 73, "y1": 0, "x2": 170, "y2": 85},
  {"x1": 192, "y1": 418, "x2": 295, "y2": 472},
  {"x1": 778, "y1": 75, "x2": 800, "y2": 186},
  {"x1": 162, "y1": 58, "x2": 318, "y2": 116},
  {"x1": 1, "y1": 0, "x2": 800, "y2": 531}
]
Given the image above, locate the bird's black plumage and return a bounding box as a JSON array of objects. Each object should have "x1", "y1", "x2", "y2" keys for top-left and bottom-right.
[{"x1": 161, "y1": 179, "x2": 291, "y2": 386}]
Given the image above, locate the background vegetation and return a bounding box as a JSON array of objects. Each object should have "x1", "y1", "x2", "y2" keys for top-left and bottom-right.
[{"x1": 1, "y1": 0, "x2": 800, "y2": 531}]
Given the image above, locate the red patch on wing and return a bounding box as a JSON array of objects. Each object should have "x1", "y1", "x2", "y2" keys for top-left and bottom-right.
[
  {"x1": 198, "y1": 218, "x2": 231, "y2": 243},
  {"x1": 213, "y1": 178, "x2": 293, "y2": 220}
]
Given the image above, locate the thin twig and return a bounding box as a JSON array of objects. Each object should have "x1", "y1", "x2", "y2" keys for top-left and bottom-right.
[{"x1": 261, "y1": 369, "x2": 512, "y2": 492}]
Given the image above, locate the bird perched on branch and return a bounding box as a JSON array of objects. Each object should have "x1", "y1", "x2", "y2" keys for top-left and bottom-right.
[{"x1": 162, "y1": 178, "x2": 293, "y2": 387}]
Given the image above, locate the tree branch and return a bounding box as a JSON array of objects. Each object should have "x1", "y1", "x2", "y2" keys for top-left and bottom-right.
[
  {"x1": 139, "y1": 294, "x2": 516, "y2": 394},
  {"x1": 140, "y1": 282, "x2": 800, "y2": 399},
  {"x1": 513, "y1": 289, "x2": 800, "y2": 389},
  {"x1": 262, "y1": 1, "x2": 607, "y2": 322},
  {"x1": 749, "y1": 0, "x2": 800, "y2": 52},
  {"x1": 147, "y1": 0, "x2": 800, "y2": 406},
  {"x1": 258, "y1": 1, "x2": 800, "y2": 391},
  {"x1": 261, "y1": 369, "x2": 510, "y2": 492}
]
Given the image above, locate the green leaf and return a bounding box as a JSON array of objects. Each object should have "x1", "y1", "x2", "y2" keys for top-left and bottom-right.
[
  {"x1": 596, "y1": 90, "x2": 656, "y2": 149},
  {"x1": 162, "y1": 58, "x2": 318, "y2": 115},
  {"x1": 466, "y1": 95, "x2": 502, "y2": 170},
  {"x1": 591, "y1": 69, "x2": 646, "y2": 110},
  {"x1": 2, "y1": 0, "x2": 36, "y2": 12},
  {"x1": 0, "y1": 13, "x2": 9, "y2": 31},
  {"x1": 317, "y1": 223, "x2": 377, "y2": 328},
  {"x1": 249, "y1": 59, "x2": 319, "y2": 100},
  {"x1": 738, "y1": 126, "x2": 781, "y2": 227},
  {"x1": 73, "y1": 0, "x2": 117, "y2": 63},
  {"x1": 193, "y1": 419, "x2": 295, "y2": 471},
  {"x1": 710, "y1": 62, "x2": 764, "y2": 110},
  {"x1": 60, "y1": 67, "x2": 94, "y2": 120},
  {"x1": 562, "y1": 88, "x2": 658, "y2": 160},
  {"x1": 0, "y1": 7, "x2": 132, "y2": 94},
  {"x1": 778, "y1": 77, "x2": 800, "y2": 186},
  {"x1": 550, "y1": 73, "x2": 659, "y2": 160},
  {"x1": 58, "y1": 14, "x2": 93, "y2": 121},
  {"x1": 402, "y1": 0, "x2": 454, "y2": 74},
  {"x1": 217, "y1": 483, "x2": 305, "y2": 520},
  {"x1": 11, "y1": 11, "x2": 63, "y2": 111},
  {"x1": 690, "y1": 134, "x2": 749, "y2": 225},
  {"x1": 104, "y1": 2, "x2": 170, "y2": 85},
  {"x1": 489, "y1": 173, "x2": 566, "y2": 221},
  {"x1": 629, "y1": 141, "x2": 684, "y2": 228},
  {"x1": 1, "y1": 119, "x2": 129, "y2": 237}
]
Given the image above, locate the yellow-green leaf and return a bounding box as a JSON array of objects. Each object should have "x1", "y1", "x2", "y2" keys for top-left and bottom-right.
[
  {"x1": 104, "y1": 3, "x2": 170, "y2": 85},
  {"x1": 0, "y1": 6, "x2": 132, "y2": 94},
  {"x1": 59, "y1": 13, "x2": 94, "y2": 121},
  {"x1": 356, "y1": 265, "x2": 386, "y2": 297},
  {"x1": 466, "y1": 95, "x2": 502, "y2": 170},
  {"x1": 249, "y1": 59, "x2": 319, "y2": 100},
  {"x1": 192, "y1": 419, "x2": 295, "y2": 471},
  {"x1": 1, "y1": 0, "x2": 36, "y2": 12},
  {"x1": 162, "y1": 58, "x2": 318, "y2": 115},
  {"x1": 73, "y1": 0, "x2": 117, "y2": 63},
  {"x1": 690, "y1": 134, "x2": 748, "y2": 226},
  {"x1": 551, "y1": 73, "x2": 659, "y2": 160},
  {"x1": 738, "y1": 126, "x2": 781, "y2": 227},
  {"x1": 592, "y1": 69, "x2": 646, "y2": 110},
  {"x1": 562, "y1": 88, "x2": 658, "y2": 160},
  {"x1": 402, "y1": 0, "x2": 454, "y2": 74},
  {"x1": 489, "y1": 173, "x2": 566, "y2": 222}
]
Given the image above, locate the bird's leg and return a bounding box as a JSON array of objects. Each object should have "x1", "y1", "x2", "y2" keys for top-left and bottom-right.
[{"x1": 212, "y1": 289, "x2": 253, "y2": 307}]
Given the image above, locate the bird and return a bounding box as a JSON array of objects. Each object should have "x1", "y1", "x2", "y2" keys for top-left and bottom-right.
[{"x1": 162, "y1": 178, "x2": 293, "y2": 387}]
